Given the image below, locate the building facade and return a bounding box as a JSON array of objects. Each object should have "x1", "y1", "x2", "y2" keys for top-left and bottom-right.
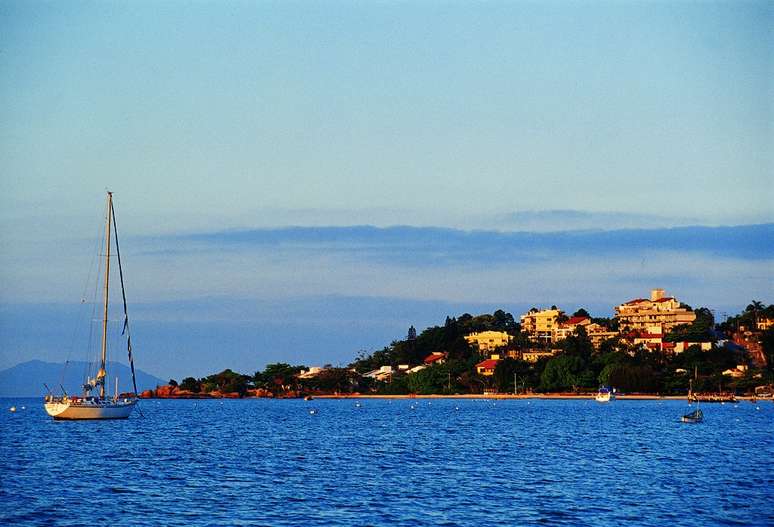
[
  {"x1": 615, "y1": 289, "x2": 696, "y2": 333},
  {"x1": 551, "y1": 315, "x2": 591, "y2": 342},
  {"x1": 586, "y1": 323, "x2": 618, "y2": 349},
  {"x1": 465, "y1": 331, "x2": 513, "y2": 352},
  {"x1": 520, "y1": 308, "x2": 564, "y2": 342}
]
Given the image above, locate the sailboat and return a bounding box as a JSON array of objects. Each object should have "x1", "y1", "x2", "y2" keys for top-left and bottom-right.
[
  {"x1": 44, "y1": 192, "x2": 139, "y2": 420},
  {"x1": 681, "y1": 379, "x2": 703, "y2": 424}
]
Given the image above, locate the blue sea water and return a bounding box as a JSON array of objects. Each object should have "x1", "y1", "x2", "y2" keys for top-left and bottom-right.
[{"x1": 1, "y1": 398, "x2": 773, "y2": 526}]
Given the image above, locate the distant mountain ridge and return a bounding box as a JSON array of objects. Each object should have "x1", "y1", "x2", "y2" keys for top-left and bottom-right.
[{"x1": 0, "y1": 360, "x2": 166, "y2": 397}]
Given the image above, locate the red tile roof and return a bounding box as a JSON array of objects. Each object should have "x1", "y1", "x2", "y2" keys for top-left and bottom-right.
[
  {"x1": 566, "y1": 316, "x2": 590, "y2": 326},
  {"x1": 424, "y1": 353, "x2": 447, "y2": 364},
  {"x1": 654, "y1": 297, "x2": 675, "y2": 303},
  {"x1": 476, "y1": 359, "x2": 500, "y2": 370},
  {"x1": 625, "y1": 298, "x2": 647, "y2": 305}
]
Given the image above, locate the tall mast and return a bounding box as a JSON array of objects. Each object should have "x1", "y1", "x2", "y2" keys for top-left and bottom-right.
[{"x1": 99, "y1": 192, "x2": 113, "y2": 398}]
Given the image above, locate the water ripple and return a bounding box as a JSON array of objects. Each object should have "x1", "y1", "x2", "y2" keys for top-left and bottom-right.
[{"x1": 1, "y1": 399, "x2": 773, "y2": 526}]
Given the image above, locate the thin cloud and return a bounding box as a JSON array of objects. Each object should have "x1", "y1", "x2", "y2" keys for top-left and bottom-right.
[{"x1": 168, "y1": 223, "x2": 774, "y2": 264}]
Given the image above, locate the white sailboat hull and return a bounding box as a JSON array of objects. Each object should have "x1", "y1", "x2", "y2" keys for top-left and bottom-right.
[{"x1": 45, "y1": 399, "x2": 137, "y2": 420}]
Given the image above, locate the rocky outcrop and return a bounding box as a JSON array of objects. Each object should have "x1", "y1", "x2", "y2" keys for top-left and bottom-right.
[
  {"x1": 246, "y1": 388, "x2": 274, "y2": 398},
  {"x1": 138, "y1": 384, "x2": 303, "y2": 399},
  {"x1": 139, "y1": 385, "x2": 212, "y2": 399}
]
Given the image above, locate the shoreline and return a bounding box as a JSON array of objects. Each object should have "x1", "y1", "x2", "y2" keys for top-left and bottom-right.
[
  {"x1": 131, "y1": 393, "x2": 765, "y2": 401},
  {"x1": 311, "y1": 394, "x2": 736, "y2": 400},
  {"x1": 4, "y1": 394, "x2": 767, "y2": 401}
]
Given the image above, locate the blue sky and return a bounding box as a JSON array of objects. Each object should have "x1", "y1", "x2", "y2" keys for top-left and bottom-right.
[{"x1": 0, "y1": 1, "x2": 772, "y2": 379}]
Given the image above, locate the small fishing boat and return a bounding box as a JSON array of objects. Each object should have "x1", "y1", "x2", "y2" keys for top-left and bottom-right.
[
  {"x1": 44, "y1": 192, "x2": 139, "y2": 420},
  {"x1": 595, "y1": 386, "x2": 615, "y2": 403}
]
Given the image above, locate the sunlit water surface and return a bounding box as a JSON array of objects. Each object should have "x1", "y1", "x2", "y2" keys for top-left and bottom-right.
[{"x1": 1, "y1": 398, "x2": 773, "y2": 526}]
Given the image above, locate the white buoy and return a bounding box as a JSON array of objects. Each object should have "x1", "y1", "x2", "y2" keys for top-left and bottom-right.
[
  {"x1": 355, "y1": 402, "x2": 361, "y2": 408},
  {"x1": 309, "y1": 409, "x2": 317, "y2": 415},
  {"x1": 9, "y1": 406, "x2": 16, "y2": 412},
  {"x1": 20, "y1": 406, "x2": 26, "y2": 410}
]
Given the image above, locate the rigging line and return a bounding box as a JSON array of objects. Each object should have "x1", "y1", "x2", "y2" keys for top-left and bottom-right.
[
  {"x1": 111, "y1": 199, "x2": 139, "y2": 397},
  {"x1": 61, "y1": 203, "x2": 106, "y2": 393},
  {"x1": 87, "y1": 200, "x2": 108, "y2": 387}
]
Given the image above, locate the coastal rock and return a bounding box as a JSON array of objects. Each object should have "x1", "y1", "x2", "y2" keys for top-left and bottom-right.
[
  {"x1": 246, "y1": 388, "x2": 273, "y2": 398},
  {"x1": 155, "y1": 385, "x2": 178, "y2": 397}
]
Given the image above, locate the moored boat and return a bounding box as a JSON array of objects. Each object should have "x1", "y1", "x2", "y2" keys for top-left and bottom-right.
[
  {"x1": 44, "y1": 192, "x2": 139, "y2": 420},
  {"x1": 44, "y1": 395, "x2": 136, "y2": 420},
  {"x1": 595, "y1": 386, "x2": 615, "y2": 403},
  {"x1": 681, "y1": 408, "x2": 703, "y2": 424},
  {"x1": 681, "y1": 379, "x2": 704, "y2": 424}
]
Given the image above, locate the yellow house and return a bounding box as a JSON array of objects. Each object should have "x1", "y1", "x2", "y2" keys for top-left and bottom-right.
[
  {"x1": 520, "y1": 308, "x2": 564, "y2": 342},
  {"x1": 465, "y1": 331, "x2": 513, "y2": 352},
  {"x1": 476, "y1": 358, "x2": 500, "y2": 376}
]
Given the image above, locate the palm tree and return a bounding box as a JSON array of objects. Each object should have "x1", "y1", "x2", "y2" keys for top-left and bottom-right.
[
  {"x1": 746, "y1": 300, "x2": 765, "y2": 326},
  {"x1": 746, "y1": 300, "x2": 764, "y2": 313}
]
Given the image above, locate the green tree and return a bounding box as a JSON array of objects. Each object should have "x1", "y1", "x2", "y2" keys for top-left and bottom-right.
[
  {"x1": 492, "y1": 309, "x2": 518, "y2": 332},
  {"x1": 493, "y1": 358, "x2": 532, "y2": 393},
  {"x1": 606, "y1": 364, "x2": 658, "y2": 393},
  {"x1": 303, "y1": 368, "x2": 358, "y2": 393},
  {"x1": 760, "y1": 328, "x2": 774, "y2": 374},
  {"x1": 179, "y1": 377, "x2": 200, "y2": 393},
  {"x1": 406, "y1": 365, "x2": 453, "y2": 395},
  {"x1": 746, "y1": 300, "x2": 765, "y2": 313},
  {"x1": 540, "y1": 355, "x2": 585, "y2": 391},
  {"x1": 203, "y1": 369, "x2": 251, "y2": 396},
  {"x1": 561, "y1": 326, "x2": 594, "y2": 362},
  {"x1": 256, "y1": 363, "x2": 305, "y2": 393},
  {"x1": 665, "y1": 307, "x2": 715, "y2": 343},
  {"x1": 377, "y1": 375, "x2": 410, "y2": 395}
]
